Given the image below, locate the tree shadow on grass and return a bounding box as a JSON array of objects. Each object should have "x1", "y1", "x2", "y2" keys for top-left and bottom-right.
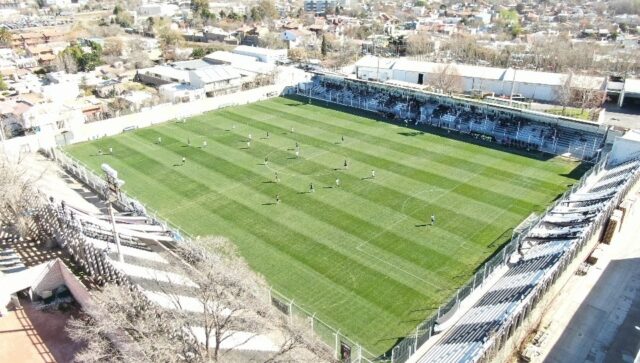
[{"x1": 398, "y1": 131, "x2": 425, "y2": 137}]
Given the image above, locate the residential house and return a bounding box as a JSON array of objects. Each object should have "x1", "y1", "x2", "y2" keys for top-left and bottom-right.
[
  {"x1": 281, "y1": 28, "x2": 314, "y2": 49},
  {"x1": 10, "y1": 29, "x2": 68, "y2": 50},
  {"x1": 94, "y1": 79, "x2": 126, "y2": 98}
]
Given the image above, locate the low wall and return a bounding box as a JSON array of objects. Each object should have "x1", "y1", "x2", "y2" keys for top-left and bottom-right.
[
  {"x1": 0, "y1": 84, "x2": 287, "y2": 163},
  {"x1": 70, "y1": 84, "x2": 286, "y2": 144}
]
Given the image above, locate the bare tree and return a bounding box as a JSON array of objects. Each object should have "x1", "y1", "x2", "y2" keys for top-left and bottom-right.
[
  {"x1": 428, "y1": 64, "x2": 463, "y2": 94},
  {"x1": 0, "y1": 157, "x2": 43, "y2": 239},
  {"x1": 67, "y1": 236, "x2": 335, "y2": 363},
  {"x1": 53, "y1": 52, "x2": 78, "y2": 74},
  {"x1": 555, "y1": 74, "x2": 573, "y2": 115},
  {"x1": 126, "y1": 40, "x2": 153, "y2": 70},
  {"x1": 406, "y1": 32, "x2": 435, "y2": 60}
]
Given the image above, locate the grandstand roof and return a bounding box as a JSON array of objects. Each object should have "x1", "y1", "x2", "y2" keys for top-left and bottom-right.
[{"x1": 624, "y1": 78, "x2": 640, "y2": 94}]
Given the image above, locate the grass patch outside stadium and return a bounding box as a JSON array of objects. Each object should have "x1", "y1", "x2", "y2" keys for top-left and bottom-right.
[{"x1": 65, "y1": 96, "x2": 584, "y2": 356}]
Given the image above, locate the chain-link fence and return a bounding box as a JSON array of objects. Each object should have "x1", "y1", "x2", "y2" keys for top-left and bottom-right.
[
  {"x1": 54, "y1": 149, "x2": 194, "y2": 243},
  {"x1": 55, "y1": 147, "x2": 377, "y2": 362},
  {"x1": 388, "y1": 153, "x2": 615, "y2": 363},
  {"x1": 269, "y1": 288, "x2": 377, "y2": 363}
]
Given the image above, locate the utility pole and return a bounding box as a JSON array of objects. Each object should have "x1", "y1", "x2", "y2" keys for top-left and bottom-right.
[
  {"x1": 509, "y1": 68, "x2": 517, "y2": 107},
  {"x1": 102, "y1": 163, "x2": 125, "y2": 263}
]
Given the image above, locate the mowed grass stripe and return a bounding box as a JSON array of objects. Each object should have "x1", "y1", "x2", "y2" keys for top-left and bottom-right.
[
  {"x1": 135, "y1": 128, "x2": 470, "y2": 286},
  {"x1": 219, "y1": 108, "x2": 542, "y2": 218},
  {"x1": 127, "y1": 128, "x2": 457, "y2": 290},
  {"x1": 66, "y1": 98, "x2": 582, "y2": 355},
  {"x1": 84, "y1": 138, "x2": 418, "y2": 345},
  {"x1": 163, "y1": 119, "x2": 506, "y2": 258},
  {"x1": 271, "y1": 97, "x2": 575, "y2": 183},
  {"x1": 165, "y1": 116, "x2": 501, "y2": 250},
  {"x1": 98, "y1": 137, "x2": 437, "y2": 315},
  {"x1": 254, "y1": 100, "x2": 568, "y2": 192}
]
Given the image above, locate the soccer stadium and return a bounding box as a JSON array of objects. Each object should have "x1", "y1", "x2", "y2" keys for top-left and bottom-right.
[{"x1": 50, "y1": 72, "x2": 640, "y2": 363}]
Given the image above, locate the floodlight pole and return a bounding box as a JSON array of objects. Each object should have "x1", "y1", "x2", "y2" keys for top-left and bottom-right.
[
  {"x1": 102, "y1": 163, "x2": 125, "y2": 263},
  {"x1": 108, "y1": 199, "x2": 124, "y2": 263}
]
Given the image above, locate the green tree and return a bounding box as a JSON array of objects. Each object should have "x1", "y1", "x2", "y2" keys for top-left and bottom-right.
[
  {"x1": 250, "y1": 0, "x2": 278, "y2": 21},
  {"x1": 191, "y1": 47, "x2": 206, "y2": 58},
  {"x1": 0, "y1": 28, "x2": 11, "y2": 47},
  {"x1": 59, "y1": 41, "x2": 103, "y2": 72},
  {"x1": 321, "y1": 34, "x2": 328, "y2": 57},
  {"x1": 191, "y1": 0, "x2": 212, "y2": 19}
]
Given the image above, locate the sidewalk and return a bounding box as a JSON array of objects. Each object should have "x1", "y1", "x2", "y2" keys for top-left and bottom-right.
[{"x1": 534, "y1": 189, "x2": 640, "y2": 363}]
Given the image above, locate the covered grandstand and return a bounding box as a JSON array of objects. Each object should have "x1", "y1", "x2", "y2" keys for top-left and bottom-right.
[
  {"x1": 295, "y1": 74, "x2": 639, "y2": 363},
  {"x1": 297, "y1": 74, "x2": 608, "y2": 161}
]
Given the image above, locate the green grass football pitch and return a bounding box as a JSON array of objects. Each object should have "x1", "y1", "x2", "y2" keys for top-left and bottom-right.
[{"x1": 65, "y1": 96, "x2": 583, "y2": 355}]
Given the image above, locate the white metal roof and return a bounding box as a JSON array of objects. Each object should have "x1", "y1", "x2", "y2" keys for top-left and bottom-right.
[
  {"x1": 190, "y1": 65, "x2": 241, "y2": 83},
  {"x1": 360, "y1": 57, "x2": 604, "y2": 89},
  {"x1": 624, "y1": 78, "x2": 640, "y2": 94},
  {"x1": 355, "y1": 55, "x2": 396, "y2": 69},
  {"x1": 139, "y1": 66, "x2": 189, "y2": 83},
  {"x1": 233, "y1": 45, "x2": 287, "y2": 57},
  {"x1": 204, "y1": 50, "x2": 260, "y2": 64}
]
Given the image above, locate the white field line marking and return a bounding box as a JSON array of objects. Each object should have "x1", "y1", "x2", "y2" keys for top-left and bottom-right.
[{"x1": 353, "y1": 163, "x2": 492, "y2": 286}]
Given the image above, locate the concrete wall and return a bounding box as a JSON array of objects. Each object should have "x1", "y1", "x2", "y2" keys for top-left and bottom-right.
[
  {"x1": 0, "y1": 84, "x2": 287, "y2": 162},
  {"x1": 610, "y1": 131, "x2": 640, "y2": 166},
  {"x1": 366, "y1": 66, "x2": 560, "y2": 102}
]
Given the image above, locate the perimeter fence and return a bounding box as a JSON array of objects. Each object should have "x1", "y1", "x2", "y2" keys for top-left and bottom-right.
[{"x1": 54, "y1": 147, "x2": 378, "y2": 363}]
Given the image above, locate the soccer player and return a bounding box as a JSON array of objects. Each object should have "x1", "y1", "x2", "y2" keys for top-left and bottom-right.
[
  {"x1": 431, "y1": 214, "x2": 436, "y2": 225},
  {"x1": 341, "y1": 136, "x2": 345, "y2": 143},
  {"x1": 98, "y1": 149, "x2": 102, "y2": 155},
  {"x1": 309, "y1": 183, "x2": 314, "y2": 193},
  {"x1": 344, "y1": 159, "x2": 348, "y2": 169},
  {"x1": 264, "y1": 156, "x2": 268, "y2": 166},
  {"x1": 157, "y1": 136, "x2": 162, "y2": 144},
  {"x1": 291, "y1": 127, "x2": 294, "y2": 133},
  {"x1": 248, "y1": 133, "x2": 252, "y2": 140},
  {"x1": 182, "y1": 157, "x2": 186, "y2": 165},
  {"x1": 187, "y1": 137, "x2": 191, "y2": 146},
  {"x1": 247, "y1": 141, "x2": 251, "y2": 148},
  {"x1": 295, "y1": 141, "x2": 299, "y2": 149},
  {"x1": 275, "y1": 172, "x2": 280, "y2": 183},
  {"x1": 266, "y1": 131, "x2": 270, "y2": 138},
  {"x1": 109, "y1": 147, "x2": 113, "y2": 154},
  {"x1": 371, "y1": 170, "x2": 375, "y2": 179},
  {"x1": 335, "y1": 178, "x2": 340, "y2": 187},
  {"x1": 276, "y1": 194, "x2": 280, "y2": 204},
  {"x1": 295, "y1": 150, "x2": 299, "y2": 158},
  {"x1": 203, "y1": 140, "x2": 207, "y2": 148}
]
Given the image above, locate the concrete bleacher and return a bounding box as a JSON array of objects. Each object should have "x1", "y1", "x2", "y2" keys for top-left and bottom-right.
[
  {"x1": 0, "y1": 247, "x2": 26, "y2": 274},
  {"x1": 302, "y1": 75, "x2": 606, "y2": 161},
  {"x1": 411, "y1": 157, "x2": 640, "y2": 363}
]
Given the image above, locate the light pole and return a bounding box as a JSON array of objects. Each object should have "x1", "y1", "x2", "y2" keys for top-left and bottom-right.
[{"x1": 102, "y1": 163, "x2": 125, "y2": 263}]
